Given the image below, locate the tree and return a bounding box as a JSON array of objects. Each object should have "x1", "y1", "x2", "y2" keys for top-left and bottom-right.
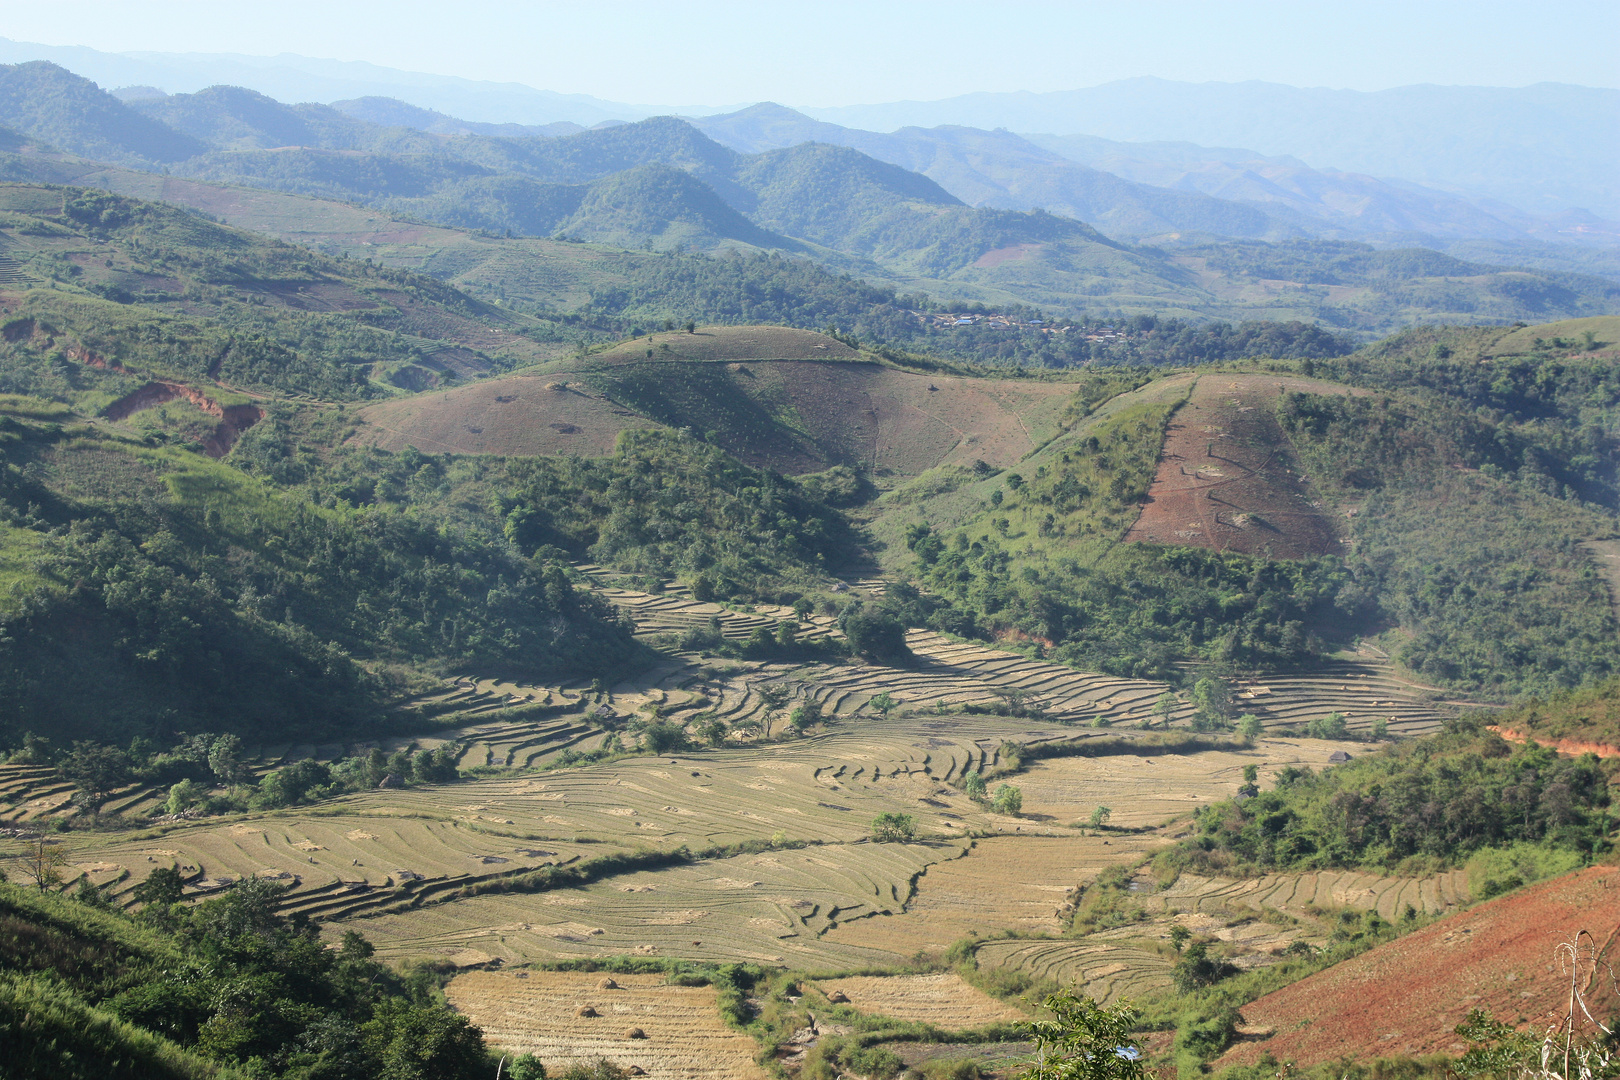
[
  {"x1": 1089, "y1": 805, "x2": 1112, "y2": 829},
  {"x1": 869, "y1": 692, "x2": 898, "y2": 718},
  {"x1": 871, "y1": 812, "x2": 917, "y2": 842},
  {"x1": 1307, "y1": 711, "x2": 1349, "y2": 739},
  {"x1": 840, "y1": 603, "x2": 911, "y2": 664},
  {"x1": 60, "y1": 740, "x2": 130, "y2": 817},
  {"x1": 792, "y1": 598, "x2": 814, "y2": 621},
  {"x1": 790, "y1": 700, "x2": 823, "y2": 732},
  {"x1": 1152, "y1": 692, "x2": 1177, "y2": 728},
  {"x1": 207, "y1": 734, "x2": 249, "y2": 785},
  {"x1": 696, "y1": 715, "x2": 729, "y2": 748},
  {"x1": 992, "y1": 784, "x2": 1023, "y2": 816},
  {"x1": 640, "y1": 721, "x2": 688, "y2": 754},
  {"x1": 1369, "y1": 716, "x2": 1390, "y2": 740},
  {"x1": 684, "y1": 320, "x2": 696, "y2": 334},
  {"x1": 963, "y1": 770, "x2": 987, "y2": 801},
  {"x1": 16, "y1": 836, "x2": 68, "y2": 892},
  {"x1": 1236, "y1": 713, "x2": 1262, "y2": 739},
  {"x1": 132, "y1": 864, "x2": 185, "y2": 906},
  {"x1": 1237, "y1": 764, "x2": 1259, "y2": 799},
  {"x1": 361, "y1": 997, "x2": 488, "y2": 1080},
  {"x1": 1018, "y1": 989, "x2": 1145, "y2": 1080},
  {"x1": 166, "y1": 778, "x2": 206, "y2": 815},
  {"x1": 509, "y1": 1054, "x2": 547, "y2": 1080},
  {"x1": 1189, "y1": 677, "x2": 1230, "y2": 731},
  {"x1": 1167, "y1": 925, "x2": 1192, "y2": 953}
]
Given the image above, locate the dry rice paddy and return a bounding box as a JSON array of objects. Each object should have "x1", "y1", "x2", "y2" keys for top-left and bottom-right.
[
  {"x1": 814, "y1": 973, "x2": 1028, "y2": 1027},
  {"x1": 821, "y1": 835, "x2": 1150, "y2": 957},
  {"x1": 353, "y1": 840, "x2": 969, "y2": 968},
  {"x1": 446, "y1": 970, "x2": 768, "y2": 1080},
  {"x1": 1013, "y1": 737, "x2": 1370, "y2": 828}
]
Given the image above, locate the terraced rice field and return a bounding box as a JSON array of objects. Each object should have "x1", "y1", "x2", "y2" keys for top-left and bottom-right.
[
  {"x1": 973, "y1": 939, "x2": 1174, "y2": 1005},
  {"x1": 595, "y1": 583, "x2": 1457, "y2": 737},
  {"x1": 60, "y1": 814, "x2": 599, "y2": 919},
  {"x1": 1013, "y1": 737, "x2": 1368, "y2": 828},
  {"x1": 446, "y1": 970, "x2": 768, "y2": 1080},
  {"x1": 814, "y1": 973, "x2": 1028, "y2": 1027},
  {"x1": 1155, "y1": 868, "x2": 1471, "y2": 920},
  {"x1": 353, "y1": 840, "x2": 968, "y2": 968},
  {"x1": 821, "y1": 835, "x2": 1151, "y2": 956}
]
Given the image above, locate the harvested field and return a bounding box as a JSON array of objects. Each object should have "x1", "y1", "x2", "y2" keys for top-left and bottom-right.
[
  {"x1": 1125, "y1": 375, "x2": 1360, "y2": 558},
  {"x1": 446, "y1": 970, "x2": 767, "y2": 1080},
  {"x1": 1218, "y1": 865, "x2": 1620, "y2": 1069},
  {"x1": 1013, "y1": 738, "x2": 1369, "y2": 828},
  {"x1": 974, "y1": 939, "x2": 1174, "y2": 1005},
  {"x1": 821, "y1": 835, "x2": 1151, "y2": 956},
  {"x1": 598, "y1": 583, "x2": 1455, "y2": 737},
  {"x1": 814, "y1": 972, "x2": 1028, "y2": 1027},
  {"x1": 352, "y1": 840, "x2": 967, "y2": 968},
  {"x1": 1156, "y1": 868, "x2": 1470, "y2": 921}
]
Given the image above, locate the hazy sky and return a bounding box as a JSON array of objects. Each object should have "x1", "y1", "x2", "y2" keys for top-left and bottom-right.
[{"x1": 4, "y1": 0, "x2": 1617, "y2": 106}]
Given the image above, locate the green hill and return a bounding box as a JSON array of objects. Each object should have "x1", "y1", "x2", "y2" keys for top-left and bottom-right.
[
  {"x1": 0, "y1": 879, "x2": 492, "y2": 1079},
  {"x1": 0, "y1": 61, "x2": 206, "y2": 166}
]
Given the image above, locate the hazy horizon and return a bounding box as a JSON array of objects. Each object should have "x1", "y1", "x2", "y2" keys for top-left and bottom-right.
[{"x1": 2, "y1": 0, "x2": 1616, "y2": 110}]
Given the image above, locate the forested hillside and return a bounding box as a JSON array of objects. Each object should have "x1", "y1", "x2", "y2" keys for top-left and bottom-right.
[{"x1": 0, "y1": 877, "x2": 493, "y2": 1079}]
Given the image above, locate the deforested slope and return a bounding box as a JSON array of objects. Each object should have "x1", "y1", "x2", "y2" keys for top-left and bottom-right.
[
  {"x1": 350, "y1": 325, "x2": 1076, "y2": 475},
  {"x1": 1216, "y1": 865, "x2": 1620, "y2": 1069}
]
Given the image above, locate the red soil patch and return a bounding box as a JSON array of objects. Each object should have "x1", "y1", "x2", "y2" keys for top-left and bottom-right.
[
  {"x1": 1218, "y1": 865, "x2": 1620, "y2": 1069},
  {"x1": 104, "y1": 381, "x2": 263, "y2": 458},
  {"x1": 1488, "y1": 727, "x2": 1620, "y2": 759},
  {"x1": 1124, "y1": 375, "x2": 1357, "y2": 558},
  {"x1": 973, "y1": 243, "x2": 1044, "y2": 269}
]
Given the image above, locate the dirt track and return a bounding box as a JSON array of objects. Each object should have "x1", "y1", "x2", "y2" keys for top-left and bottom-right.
[{"x1": 1124, "y1": 375, "x2": 1354, "y2": 558}]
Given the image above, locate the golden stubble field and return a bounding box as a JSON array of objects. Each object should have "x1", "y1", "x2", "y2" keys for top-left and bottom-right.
[
  {"x1": 820, "y1": 835, "x2": 1150, "y2": 956},
  {"x1": 814, "y1": 972, "x2": 1028, "y2": 1027},
  {"x1": 446, "y1": 970, "x2": 768, "y2": 1080}
]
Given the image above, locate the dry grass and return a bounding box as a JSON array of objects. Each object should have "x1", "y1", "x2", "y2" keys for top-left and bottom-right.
[
  {"x1": 446, "y1": 970, "x2": 768, "y2": 1080},
  {"x1": 815, "y1": 972, "x2": 1028, "y2": 1027}
]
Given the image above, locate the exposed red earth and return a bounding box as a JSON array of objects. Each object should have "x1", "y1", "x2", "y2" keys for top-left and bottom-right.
[
  {"x1": 1217, "y1": 865, "x2": 1620, "y2": 1069},
  {"x1": 1124, "y1": 375, "x2": 1361, "y2": 558}
]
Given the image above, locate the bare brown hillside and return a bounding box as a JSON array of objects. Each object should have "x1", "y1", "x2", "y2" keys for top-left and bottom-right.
[
  {"x1": 1124, "y1": 374, "x2": 1360, "y2": 558},
  {"x1": 1217, "y1": 865, "x2": 1620, "y2": 1069},
  {"x1": 350, "y1": 327, "x2": 1076, "y2": 475}
]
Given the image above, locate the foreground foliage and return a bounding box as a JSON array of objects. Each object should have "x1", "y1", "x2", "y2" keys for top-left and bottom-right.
[
  {"x1": 1164, "y1": 716, "x2": 1616, "y2": 877},
  {"x1": 0, "y1": 878, "x2": 492, "y2": 1079}
]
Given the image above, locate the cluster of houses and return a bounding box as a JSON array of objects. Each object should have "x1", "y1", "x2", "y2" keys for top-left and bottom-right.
[{"x1": 906, "y1": 310, "x2": 1129, "y2": 340}]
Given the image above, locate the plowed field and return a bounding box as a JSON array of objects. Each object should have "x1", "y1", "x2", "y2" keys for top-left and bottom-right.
[{"x1": 1125, "y1": 375, "x2": 1361, "y2": 558}]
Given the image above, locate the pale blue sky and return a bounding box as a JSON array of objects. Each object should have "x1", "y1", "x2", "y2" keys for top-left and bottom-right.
[{"x1": 4, "y1": 0, "x2": 1617, "y2": 106}]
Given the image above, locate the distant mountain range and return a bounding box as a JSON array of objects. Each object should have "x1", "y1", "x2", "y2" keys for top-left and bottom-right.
[
  {"x1": 0, "y1": 37, "x2": 1614, "y2": 222},
  {"x1": 1, "y1": 59, "x2": 1617, "y2": 334}
]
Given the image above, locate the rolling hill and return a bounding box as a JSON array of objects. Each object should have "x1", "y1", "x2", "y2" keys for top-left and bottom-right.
[{"x1": 350, "y1": 324, "x2": 1076, "y2": 477}]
